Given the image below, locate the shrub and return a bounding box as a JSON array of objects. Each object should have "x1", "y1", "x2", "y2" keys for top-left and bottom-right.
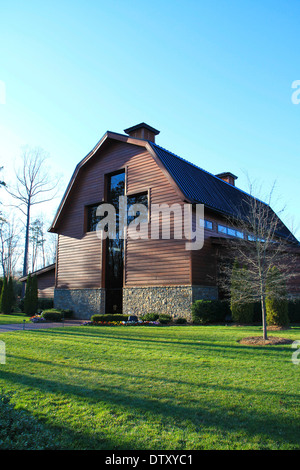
[
  {"x1": 140, "y1": 312, "x2": 159, "y2": 321},
  {"x1": 230, "y1": 260, "x2": 254, "y2": 324},
  {"x1": 91, "y1": 314, "x2": 129, "y2": 323},
  {"x1": 266, "y1": 266, "x2": 289, "y2": 327},
  {"x1": 192, "y1": 300, "x2": 217, "y2": 324},
  {"x1": 42, "y1": 309, "x2": 63, "y2": 322},
  {"x1": 61, "y1": 309, "x2": 73, "y2": 318},
  {"x1": 288, "y1": 300, "x2": 300, "y2": 323},
  {"x1": 192, "y1": 300, "x2": 230, "y2": 324},
  {"x1": 231, "y1": 302, "x2": 254, "y2": 324},
  {"x1": 37, "y1": 298, "x2": 54, "y2": 310},
  {"x1": 158, "y1": 314, "x2": 172, "y2": 324},
  {"x1": 174, "y1": 317, "x2": 187, "y2": 324},
  {"x1": 266, "y1": 297, "x2": 289, "y2": 326}
]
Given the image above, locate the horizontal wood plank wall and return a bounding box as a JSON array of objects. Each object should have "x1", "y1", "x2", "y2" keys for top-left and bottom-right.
[
  {"x1": 191, "y1": 210, "x2": 243, "y2": 286},
  {"x1": 56, "y1": 140, "x2": 191, "y2": 289},
  {"x1": 125, "y1": 151, "x2": 190, "y2": 286},
  {"x1": 37, "y1": 271, "x2": 55, "y2": 298}
]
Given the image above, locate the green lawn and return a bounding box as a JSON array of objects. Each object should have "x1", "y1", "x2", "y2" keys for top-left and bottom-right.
[
  {"x1": 0, "y1": 313, "x2": 29, "y2": 324},
  {"x1": 0, "y1": 324, "x2": 299, "y2": 450}
]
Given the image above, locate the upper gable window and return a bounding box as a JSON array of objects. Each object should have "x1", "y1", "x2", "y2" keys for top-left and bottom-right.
[
  {"x1": 86, "y1": 203, "x2": 102, "y2": 232},
  {"x1": 127, "y1": 192, "x2": 148, "y2": 225},
  {"x1": 107, "y1": 171, "x2": 125, "y2": 205},
  {"x1": 218, "y1": 224, "x2": 244, "y2": 239},
  {"x1": 199, "y1": 219, "x2": 213, "y2": 230}
]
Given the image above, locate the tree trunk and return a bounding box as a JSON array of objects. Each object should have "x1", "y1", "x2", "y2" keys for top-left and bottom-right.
[
  {"x1": 261, "y1": 294, "x2": 268, "y2": 341},
  {"x1": 21, "y1": 202, "x2": 31, "y2": 297}
]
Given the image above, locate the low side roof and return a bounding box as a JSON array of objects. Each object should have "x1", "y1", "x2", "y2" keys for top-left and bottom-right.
[{"x1": 19, "y1": 263, "x2": 56, "y2": 282}]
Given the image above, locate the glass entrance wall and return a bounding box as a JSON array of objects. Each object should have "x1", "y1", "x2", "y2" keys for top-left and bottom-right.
[
  {"x1": 105, "y1": 171, "x2": 125, "y2": 313},
  {"x1": 104, "y1": 172, "x2": 149, "y2": 313}
]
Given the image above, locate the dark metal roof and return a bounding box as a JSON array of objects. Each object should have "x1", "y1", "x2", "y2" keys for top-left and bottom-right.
[{"x1": 149, "y1": 142, "x2": 298, "y2": 244}]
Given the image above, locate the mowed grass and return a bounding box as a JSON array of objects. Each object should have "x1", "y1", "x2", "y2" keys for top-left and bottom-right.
[
  {"x1": 0, "y1": 313, "x2": 29, "y2": 324},
  {"x1": 0, "y1": 324, "x2": 299, "y2": 450}
]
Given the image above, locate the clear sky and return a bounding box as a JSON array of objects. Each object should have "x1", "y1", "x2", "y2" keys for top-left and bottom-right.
[{"x1": 0, "y1": 0, "x2": 299, "y2": 238}]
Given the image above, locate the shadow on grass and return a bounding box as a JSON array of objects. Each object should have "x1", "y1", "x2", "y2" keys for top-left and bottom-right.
[
  {"x1": 1, "y1": 360, "x2": 299, "y2": 450},
  {"x1": 0, "y1": 391, "x2": 131, "y2": 450},
  {"x1": 32, "y1": 326, "x2": 298, "y2": 357}
]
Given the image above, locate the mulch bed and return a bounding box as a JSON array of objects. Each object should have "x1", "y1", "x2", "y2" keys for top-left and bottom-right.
[{"x1": 238, "y1": 336, "x2": 294, "y2": 345}]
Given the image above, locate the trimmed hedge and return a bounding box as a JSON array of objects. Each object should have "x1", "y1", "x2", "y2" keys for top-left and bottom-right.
[
  {"x1": 192, "y1": 300, "x2": 230, "y2": 324},
  {"x1": 140, "y1": 312, "x2": 160, "y2": 321},
  {"x1": 91, "y1": 314, "x2": 129, "y2": 323},
  {"x1": 158, "y1": 314, "x2": 172, "y2": 324},
  {"x1": 42, "y1": 309, "x2": 63, "y2": 322}
]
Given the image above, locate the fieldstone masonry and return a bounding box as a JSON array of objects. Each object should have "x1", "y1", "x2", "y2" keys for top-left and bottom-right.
[
  {"x1": 54, "y1": 285, "x2": 218, "y2": 320},
  {"x1": 54, "y1": 288, "x2": 105, "y2": 319},
  {"x1": 123, "y1": 285, "x2": 218, "y2": 322}
]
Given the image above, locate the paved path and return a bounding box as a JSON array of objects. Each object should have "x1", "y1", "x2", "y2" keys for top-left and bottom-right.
[{"x1": 0, "y1": 320, "x2": 84, "y2": 333}]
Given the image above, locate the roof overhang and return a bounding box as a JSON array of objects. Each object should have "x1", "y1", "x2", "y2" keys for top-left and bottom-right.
[{"x1": 19, "y1": 263, "x2": 56, "y2": 282}]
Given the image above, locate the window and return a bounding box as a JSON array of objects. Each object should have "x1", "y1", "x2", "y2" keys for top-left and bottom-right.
[
  {"x1": 127, "y1": 192, "x2": 148, "y2": 225},
  {"x1": 247, "y1": 234, "x2": 265, "y2": 242},
  {"x1": 86, "y1": 203, "x2": 102, "y2": 232},
  {"x1": 107, "y1": 171, "x2": 125, "y2": 206},
  {"x1": 218, "y1": 224, "x2": 244, "y2": 239},
  {"x1": 199, "y1": 219, "x2": 213, "y2": 230},
  {"x1": 218, "y1": 224, "x2": 227, "y2": 234}
]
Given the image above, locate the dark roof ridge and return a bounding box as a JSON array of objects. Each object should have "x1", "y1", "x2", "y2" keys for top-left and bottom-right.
[{"x1": 149, "y1": 141, "x2": 267, "y2": 206}]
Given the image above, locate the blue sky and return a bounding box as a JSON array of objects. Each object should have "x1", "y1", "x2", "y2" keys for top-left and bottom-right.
[{"x1": 0, "y1": 0, "x2": 299, "y2": 238}]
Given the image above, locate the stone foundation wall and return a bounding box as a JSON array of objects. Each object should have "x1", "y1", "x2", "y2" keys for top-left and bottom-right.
[
  {"x1": 54, "y1": 285, "x2": 219, "y2": 321},
  {"x1": 54, "y1": 288, "x2": 105, "y2": 319},
  {"x1": 123, "y1": 285, "x2": 218, "y2": 322}
]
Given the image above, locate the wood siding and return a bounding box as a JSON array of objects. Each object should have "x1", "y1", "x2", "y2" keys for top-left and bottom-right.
[
  {"x1": 37, "y1": 270, "x2": 55, "y2": 298},
  {"x1": 55, "y1": 140, "x2": 191, "y2": 289},
  {"x1": 191, "y1": 210, "x2": 230, "y2": 286}
]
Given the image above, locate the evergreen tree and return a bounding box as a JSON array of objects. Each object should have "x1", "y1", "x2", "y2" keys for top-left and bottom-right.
[
  {"x1": 0, "y1": 276, "x2": 11, "y2": 314},
  {"x1": 7, "y1": 277, "x2": 15, "y2": 312},
  {"x1": 266, "y1": 266, "x2": 289, "y2": 326},
  {"x1": 31, "y1": 275, "x2": 38, "y2": 314},
  {"x1": 24, "y1": 274, "x2": 32, "y2": 315},
  {"x1": 24, "y1": 274, "x2": 38, "y2": 316},
  {"x1": 230, "y1": 259, "x2": 254, "y2": 324}
]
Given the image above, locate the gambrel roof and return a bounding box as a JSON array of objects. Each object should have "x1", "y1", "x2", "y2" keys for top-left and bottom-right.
[{"x1": 49, "y1": 127, "x2": 298, "y2": 244}]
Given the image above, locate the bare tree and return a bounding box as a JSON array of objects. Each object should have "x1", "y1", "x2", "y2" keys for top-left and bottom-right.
[
  {"x1": 0, "y1": 215, "x2": 21, "y2": 278},
  {"x1": 44, "y1": 232, "x2": 58, "y2": 266},
  {"x1": 218, "y1": 187, "x2": 299, "y2": 340},
  {"x1": 5, "y1": 147, "x2": 59, "y2": 294},
  {"x1": 0, "y1": 168, "x2": 5, "y2": 187},
  {"x1": 29, "y1": 218, "x2": 46, "y2": 272}
]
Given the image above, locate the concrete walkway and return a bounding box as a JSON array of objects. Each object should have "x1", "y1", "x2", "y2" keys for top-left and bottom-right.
[{"x1": 0, "y1": 319, "x2": 84, "y2": 333}]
